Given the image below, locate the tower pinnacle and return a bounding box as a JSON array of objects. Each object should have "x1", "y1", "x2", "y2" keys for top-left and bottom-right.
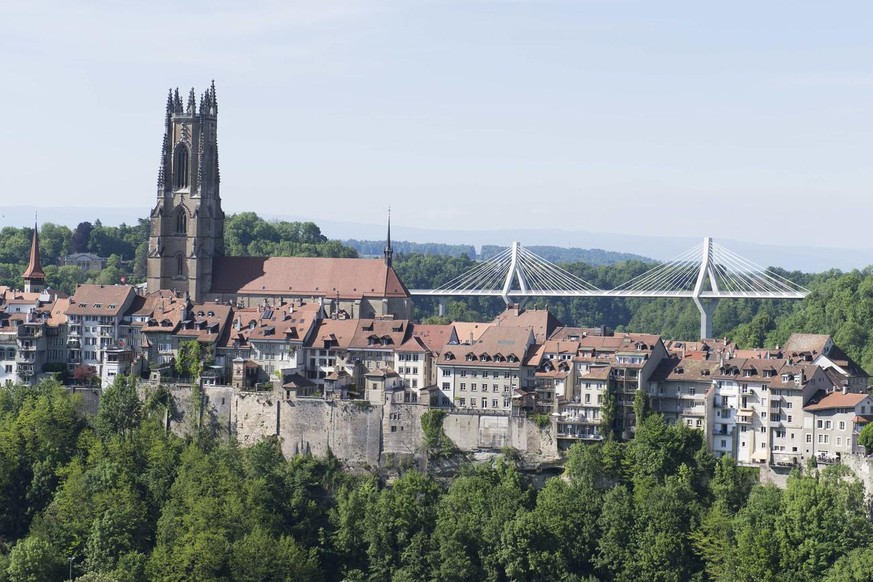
[{"x1": 383, "y1": 208, "x2": 393, "y2": 267}]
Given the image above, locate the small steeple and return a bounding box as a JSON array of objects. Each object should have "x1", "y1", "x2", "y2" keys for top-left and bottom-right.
[
  {"x1": 187, "y1": 87, "x2": 196, "y2": 114},
  {"x1": 383, "y1": 208, "x2": 393, "y2": 267},
  {"x1": 210, "y1": 79, "x2": 218, "y2": 114},
  {"x1": 23, "y1": 221, "x2": 45, "y2": 293},
  {"x1": 165, "y1": 88, "x2": 174, "y2": 119}
]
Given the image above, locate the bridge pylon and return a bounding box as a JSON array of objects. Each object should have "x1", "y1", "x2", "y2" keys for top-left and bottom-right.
[{"x1": 692, "y1": 237, "x2": 719, "y2": 339}]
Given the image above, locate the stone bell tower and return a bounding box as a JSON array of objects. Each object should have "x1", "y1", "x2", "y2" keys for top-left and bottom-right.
[{"x1": 147, "y1": 82, "x2": 225, "y2": 301}]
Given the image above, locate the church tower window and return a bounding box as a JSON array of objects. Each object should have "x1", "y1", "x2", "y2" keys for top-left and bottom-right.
[
  {"x1": 174, "y1": 144, "x2": 189, "y2": 190},
  {"x1": 176, "y1": 252, "x2": 184, "y2": 277},
  {"x1": 176, "y1": 210, "x2": 187, "y2": 234}
]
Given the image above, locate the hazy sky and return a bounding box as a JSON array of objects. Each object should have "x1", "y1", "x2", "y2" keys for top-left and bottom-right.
[{"x1": 2, "y1": 1, "x2": 871, "y2": 249}]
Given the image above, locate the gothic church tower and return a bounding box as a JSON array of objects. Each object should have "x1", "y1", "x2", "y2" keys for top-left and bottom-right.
[{"x1": 147, "y1": 82, "x2": 224, "y2": 301}]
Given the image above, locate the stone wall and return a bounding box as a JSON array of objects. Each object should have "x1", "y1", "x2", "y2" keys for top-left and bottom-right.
[
  {"x1": 68, "y1": 386, "x2": 101, "y2": 416},
  {"x1": 89, "y1": 382, "x2": 560, "y2": 469},
  {"x1": 842, "y1": 454, "x2": 873, "y2": 504}
]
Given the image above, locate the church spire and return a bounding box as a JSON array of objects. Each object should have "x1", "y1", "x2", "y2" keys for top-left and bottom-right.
[
  {"x1": 23, "y1": 222, "x2": 45, "y2": 293},
  {"x1": 383, "y1": 208, "x2": 393, "y2": 267}
]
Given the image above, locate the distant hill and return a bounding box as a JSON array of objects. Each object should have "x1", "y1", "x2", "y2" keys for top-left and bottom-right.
[
  {"x1": 345, "y1": 240, "x2": 651, "y2": 265},
  {"x1": 479, "y1": 245, "x2": 653, "y2": 266},
  {"x1": 343, "y1": 240, "x2": 477, "y2": 259}
]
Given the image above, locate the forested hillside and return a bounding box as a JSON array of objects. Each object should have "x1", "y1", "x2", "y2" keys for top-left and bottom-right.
[
  {"x1": 343, "y1": 239, "x2": 476, "y2": 258},
  {"x1": 0, "y1": 378, "x2": 870, "y2": 581},
  {"x1": 479, "y1": 245, "x2": 652, "y2": 266}
]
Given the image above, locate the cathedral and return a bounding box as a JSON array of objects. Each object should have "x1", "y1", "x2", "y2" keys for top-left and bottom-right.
[{"x1": 146, "y1": 83, "x2": 413, "y2": 320}]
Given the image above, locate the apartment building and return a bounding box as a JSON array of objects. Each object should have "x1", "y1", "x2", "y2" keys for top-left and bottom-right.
[
  {"x1": 436, "y1": 326, "x2": 536, "y2": 411},
  {"x1": 804, "y1": 391, "x2": 873, "y2": 460},
  {"x1": 65, "y1": 285, "x2": 137, "y2": 382},
  {"x1": 648, "y1": 358, "x2": 719, "y2": 435}
]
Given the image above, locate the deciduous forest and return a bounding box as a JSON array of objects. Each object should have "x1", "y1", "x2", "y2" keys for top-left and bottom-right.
[{"x1": 0, "y1": 377, "x2": 871, "y2": 581}]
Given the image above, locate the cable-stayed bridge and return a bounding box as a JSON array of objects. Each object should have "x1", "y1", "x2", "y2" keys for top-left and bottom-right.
[{"x1": 409, "y1": 238, "x2": 809, "y2": 339}]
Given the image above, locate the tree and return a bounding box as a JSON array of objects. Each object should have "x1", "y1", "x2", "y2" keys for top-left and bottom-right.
[
  {"x1": 596, "y1": 485, "x2": 635, "y2": 581},
  {"x1": 633, "y1": 388, "x2": 649, "y2": 427},
  {"x1": 600, "y1": 389, "x2": 617, "y2": 440},
  {"x1": 95, "y1": 375, "x2": 141, "y2": 439},
  {"x1": 70, "y1": 222, "x2": 93, "y2": 253},
  {"x1": 858, "y1": 423, "x2": 873, "y2": 452},
  {"x1": 175, "y1": 340, "x2": 203, "y2": 380},
  {"x1": 5, "y1": 536, "x2": 66, "y2": 582},
  {"x1": 73, "y1": 364, "x2": 98, "y2": 385}
]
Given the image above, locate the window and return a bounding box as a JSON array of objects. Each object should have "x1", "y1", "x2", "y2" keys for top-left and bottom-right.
[
  {"x1": 720, "y1": 439, "x2": 726, "y2": 448},
  {"x1": 817, "y1": 420, "x2": 823, "y2": 429},
  {"x1": 481, "y1": 398, "x2": 487, "y2": 408},
  {"x1": 174, "y1": 144, "x2": 189, "y2": 189},
  {"x1": 175, "y1": 210, "x2": 187, "y2": 234},
  {"x1": 492, "y1": 399, "x2": 498, "y2": 408},
  {"x1": 839, "y1": 421, "x2": 846, "y2": 431},
  {"x1": 690, "y1": 387, "x2": 696, "y2": 396},
  {"x1": 584, "y1": 394, "x2": 590, "y2": 403},
  {"x1": 787, "y1": 415, "x2": 792, "y2": 423},
  {"x1": 471, "y1": 383, "x2": 477, "y2": 391},
  {"x1": 806, "y1": 434, "x2": 812, "y2": 443},
  {"x1": 837, "y1": 437, "x2": 842, "y2": 446},
  {"x1": 441, "y1": 382, "x2": 450, "y2": 391},
  {"x1": 176, "y1": 253, "x2": 184, "y2": 277},
  {"x1": 825, "y1": 420, "x2": 832, "y2": 429},
  {"x1": 459, "y1": 398, "x2": 466, "y2": 406},
  {"x1": 460, "y1": 383, "x2": 466, "y2": 391},
  {"x1": 442, "y1": 369, "x2": 451, "y2": 376}
]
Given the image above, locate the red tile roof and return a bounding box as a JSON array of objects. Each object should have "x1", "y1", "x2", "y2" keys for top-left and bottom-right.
[
  {"x1": 803, "y1": 391, "x2": 871, "y2": 411},
  {"x1": 210, "y1": 256, "x2": 409, "y2": 299},
  {"x1": 67, "y1": 285, "x2": 136, "y2": 317}
]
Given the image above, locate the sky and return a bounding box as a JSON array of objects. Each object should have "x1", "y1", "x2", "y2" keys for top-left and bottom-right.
[{"x1": 1, "y1": 0, "x2": 872, "y2": 251}]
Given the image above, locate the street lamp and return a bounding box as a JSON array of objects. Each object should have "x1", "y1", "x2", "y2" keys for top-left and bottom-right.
[{"x1": 67, "y1": 556, "x2": 74, "y2": 581}]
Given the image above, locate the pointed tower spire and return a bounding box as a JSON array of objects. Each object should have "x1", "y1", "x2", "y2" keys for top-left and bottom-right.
[
  {"x1": 187, "y1": 87, "x2": 196, "y2": 114},
  {"x1": 165, "y1": 88, "x2": 174, "y2": 119},
  {"x1": 23, "y1": 222, "x2": 46, "y2": 293},
  {"x1": 383, "y1": 208, "x2": 393, "y2": 268},
  {"x1": 210, "y1": 79, "x2": 218, "y2": 114}
]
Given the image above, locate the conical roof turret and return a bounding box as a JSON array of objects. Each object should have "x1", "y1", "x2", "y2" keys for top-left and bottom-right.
[{"x1": 22, "y1": 224, "x2": 45, "y2": 281}]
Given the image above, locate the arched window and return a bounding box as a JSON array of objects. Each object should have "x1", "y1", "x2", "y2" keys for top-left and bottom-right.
[
  {"x1": 175, "y1": 210, "x2": 187, "y2": 234},
  {"x1": 174, "y1": 144, "x2": 189, "y2": 190},
  {"x1": 176, "y1": 253, "x2": 184, "y2": 277}
]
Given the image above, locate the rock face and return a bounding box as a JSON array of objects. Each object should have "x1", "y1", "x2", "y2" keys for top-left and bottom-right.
[{"x1": 160, "y1": 384, "x2": 559, "y2": 468}]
